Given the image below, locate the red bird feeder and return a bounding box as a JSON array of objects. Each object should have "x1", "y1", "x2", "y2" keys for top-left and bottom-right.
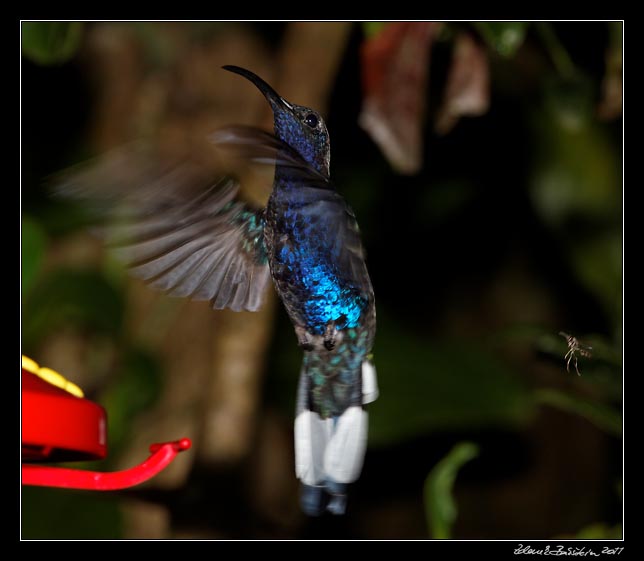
[{"x1": 21, "y1": 356, "x2": 191, "y2": 490}]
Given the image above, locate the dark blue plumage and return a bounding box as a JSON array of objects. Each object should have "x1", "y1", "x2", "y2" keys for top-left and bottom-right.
[
  {"x1": 266, "y1": 185, "x2": 375, "y2": 420},
  {"x1": 58, "y1": 65, "x2": 377, "y2": 517},
  {"x1": 223, "y1": 66, "x2": 378, "y2": 516},
  {"x1": 219, "y1": 66, "x2": 376, "y2": 426}
]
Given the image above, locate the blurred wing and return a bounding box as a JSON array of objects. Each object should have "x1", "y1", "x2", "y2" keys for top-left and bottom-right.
[
  {"x1": 55, "y1": 126, "x2": 326, "y2": 312},
  {"x1": 211, "y1": 129, "x2": 371, "y2": 297},
  {"x1": 108, "y1": 179, "x2": 271, "y2": 312}
]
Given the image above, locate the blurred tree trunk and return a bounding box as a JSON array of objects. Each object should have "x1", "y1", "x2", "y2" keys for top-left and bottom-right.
[{"x1": 80, "y1": 21, "x2": 351, "y2": 537}]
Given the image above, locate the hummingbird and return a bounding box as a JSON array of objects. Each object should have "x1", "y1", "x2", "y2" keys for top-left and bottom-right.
[{"x1": 57, "y1": 65, "x2": 378, "y2": 516}]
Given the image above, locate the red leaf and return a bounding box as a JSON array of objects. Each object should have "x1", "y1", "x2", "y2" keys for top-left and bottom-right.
[
  {"x1": 435, "y1": 33, "x2": 490, "y2": 135},
  {"x1": 359, "y1": 22, "x2": 440, "y2": 175}
]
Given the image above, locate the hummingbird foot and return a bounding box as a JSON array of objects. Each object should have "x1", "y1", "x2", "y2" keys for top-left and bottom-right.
[
  {"x1": 299, "y1": 481, "x2": 348, "y2": 516},
  {"x1": 300, "y1": 483, "x2": 327, "y2": 517},
  {"x1": 325, "y1": 480, "x2": 349, "y2": 515},
  {"x1": 295, "y1": 325, "x2": 315, "y2": 351},
  {"x1": 323, "y1": 322, "x2": 337, "y2": 351}
]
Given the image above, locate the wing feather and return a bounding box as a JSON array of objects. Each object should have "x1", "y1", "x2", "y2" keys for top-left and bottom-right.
[{"x1": 55, "y1": 126, "x2": 357, "y2": 312}]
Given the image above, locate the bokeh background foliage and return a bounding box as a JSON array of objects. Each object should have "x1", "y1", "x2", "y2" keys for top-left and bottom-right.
[{"x1": 21, "y1": 21, "x2": 622, "y2": 539}]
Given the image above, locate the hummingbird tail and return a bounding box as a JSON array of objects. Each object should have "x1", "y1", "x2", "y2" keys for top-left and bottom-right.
[{"x1": 294, "y1": 359, "x2": 378, "y2": 515}]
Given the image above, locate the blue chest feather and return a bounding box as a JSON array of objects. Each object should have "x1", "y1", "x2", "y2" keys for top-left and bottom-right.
[{"x1": 273, "y1": 206, "x2": 367, "y2": 334}]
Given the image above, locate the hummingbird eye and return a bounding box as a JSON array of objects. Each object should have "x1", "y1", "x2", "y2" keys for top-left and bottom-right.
[{"x1": 303, "y1": 113, "x2": 319, "y2": 128}]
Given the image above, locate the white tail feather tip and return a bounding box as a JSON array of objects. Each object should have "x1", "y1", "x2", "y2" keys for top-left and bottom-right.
[
  {"x1": 323, "y1": 406, "x2": 368, "y2": 484},
  {"x1": 362, "y1": 360, "x2": 379, "y2": 404},
  {"x1": 294, "y1": 410, "x2": 333, "y2": 485}
]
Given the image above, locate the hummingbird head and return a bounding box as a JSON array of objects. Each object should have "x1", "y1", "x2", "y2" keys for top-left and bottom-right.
[{"x1": 223, "y1": 65, "x2": 331, "y2": 177}]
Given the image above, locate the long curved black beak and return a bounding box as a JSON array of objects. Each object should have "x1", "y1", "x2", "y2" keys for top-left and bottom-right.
[{"x1": 222, "y1": 65, "x2": 292, "y2": 112}]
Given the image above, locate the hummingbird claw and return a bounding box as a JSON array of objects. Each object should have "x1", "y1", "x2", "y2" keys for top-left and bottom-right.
[
  {"x1": 324, "y1": 322, "x2": 337, "y2": 351},
  {"x1": 325, "y1": 480, "x2": 348, "y2": 515},
  {"x1": 295, "y1": 325, "x2": 315, "y2": 351},
  {"x1": 326, "y1": 494, "x2": 347, "y2": 516},
  {"x1": 300, "y1": 483, "x2": 327, "y2": 517}
]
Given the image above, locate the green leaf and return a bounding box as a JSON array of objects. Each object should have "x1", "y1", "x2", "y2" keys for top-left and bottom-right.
[
  {"x1": 475, "y1": 22, "x2": 528, "y2": 57},
  {"x1": 535, "y1": 22, "x2": 577, "y2": 80},
  {"x1": 560, "y1": 522, "x2": 622, "y2": 539},
  {"x1": 22, "y1": 268, "x2": 125, "y2": 348},
  {"x1": 22, "y1": 216, "x2": 47, "y2": 297},
  {"x1": 528, "y1": 86, "x2": 621, "y2": 327},
  {"x1": 575, "y1": 522, "x2": 622, "y2": 539},
  {"x1": 529, "y1": 90, "x2": 620, "y2": 226},
  {"x1": 424, "y1": 442, "x2": 479, "y2": 538},
  {"x1": 543, "y1": 74, "x2": 596, "y2": 131},
  {"x1": 22, "y1": 22, "x2": 83, "y2": 65},
  {"x1": 535, "y1": 388, "x2": 622, "y2": 436},
  {"x1": 367, "y1": 323, "x2": 535, "y2": 446},
  {"x1": 362, "y1": 22, "x2": 388, "y2": 38}
]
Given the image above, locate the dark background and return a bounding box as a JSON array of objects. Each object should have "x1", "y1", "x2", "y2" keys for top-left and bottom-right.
[{"x1": 21, "y1": 21, "x2": 622, "y2": 539}]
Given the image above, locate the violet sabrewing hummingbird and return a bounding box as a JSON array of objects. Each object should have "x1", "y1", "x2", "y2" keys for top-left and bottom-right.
[{"x1": 57, "y1": 65, "x2": 378, "y2": 516}]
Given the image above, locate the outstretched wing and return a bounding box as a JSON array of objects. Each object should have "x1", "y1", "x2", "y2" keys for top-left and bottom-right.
[
  {"x1": 107, "y1": 178, "x2": 270, "y2": 312},
  {"x1": 55, "y1": 126, "x2": 326, "y2": 312}
]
